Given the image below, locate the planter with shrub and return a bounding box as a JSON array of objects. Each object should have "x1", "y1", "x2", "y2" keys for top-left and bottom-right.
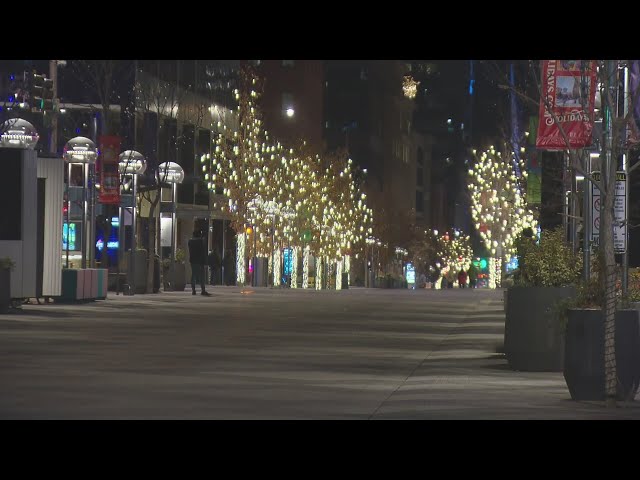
[
  {"x1": 504, "y1": 228, "x2": 581, "y2": 372},
  {"x1": 563, "y1": 265, "x2": 640, "y2": 401}
]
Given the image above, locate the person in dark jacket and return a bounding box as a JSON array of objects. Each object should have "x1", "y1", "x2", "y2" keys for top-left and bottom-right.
[
  {"x1": 208, "y1": 249, "x2": 221, "y2": 285},
  {"x1": 188, "y1": 229, "x2": 210, "y2": 296}
]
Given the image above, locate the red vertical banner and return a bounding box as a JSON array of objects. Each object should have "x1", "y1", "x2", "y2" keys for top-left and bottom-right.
[
  {"x1": 536, "y1": 60, "x2": 597, "y2": 150},
  {"x1": 98, "y1": 135, "x2": 121, "y2": 204}
]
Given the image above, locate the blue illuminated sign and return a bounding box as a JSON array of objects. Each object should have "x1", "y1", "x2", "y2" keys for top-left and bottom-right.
[
  {"x1": 406, "y1": 263, "x2": 415, "y2": 284},
  {"x1": 283, "y1": 248, "x2": 292, "y2": 276},
  {"x1": 96, "y1": 239, "x2": 119, "y2": 251},
  {"x1": 63, "y1": 223, "x2": 76, "y2": 250}
]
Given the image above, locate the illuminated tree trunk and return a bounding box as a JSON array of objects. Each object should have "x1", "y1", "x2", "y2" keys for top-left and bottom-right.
[
  {"x1": 236, "y1": 232, "x2": 246, "y2": 286},
  {"x1": 273, "y1": 247, "x2": 281, "y2": 287},
  {"x1": 302, "y1": 245, "x2": 310, "y2": 289},
  {"x1": 336, "y1": 258, "x2": 343, "y2": 290},
  {"x1": 315, "y1": 256, "x2": 323, "y2": 290},
  {"x1": 291, "y1": 246, "x2": 298, "y2": 289}
]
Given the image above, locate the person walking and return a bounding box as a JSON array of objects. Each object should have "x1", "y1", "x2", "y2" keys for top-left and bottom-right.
[
  {"x1": 458, "y1": 269, "x2": 468, "y2": 288},
  {"x1": 446, "y1": 268, "x2": 456, "y2": 288},
  {"x1": 468, "y1": 263, "x2": 478, "y2": 289},
  {"x1": 208, "y1": 248, "x2": 221, "y2": 285},
  {"x1": 188, "y1": 229, "x2": 211, "y2": 296}
]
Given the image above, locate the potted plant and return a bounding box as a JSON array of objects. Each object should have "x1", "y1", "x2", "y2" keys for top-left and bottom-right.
[
  {"x1": 562, "y1": 254, "x2": 640, "y2": 401},
  {"x1": 162, "y1": 248, "x2": 187, "y2": 291},
  {"x1": 173, "y1": 247, "x2": 187, "y2": 291},
  {"x1": 504, "y1": 227, "x2": 582, "y2": 372},
  {"x1": 0, "y1": 257, "x2": 15, "y2": 314}
]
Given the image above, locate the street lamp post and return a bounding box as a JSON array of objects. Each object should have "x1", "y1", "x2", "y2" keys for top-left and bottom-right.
[
  {"x1": 63, "y1": 137, "x2": 97, "y2": 270},
  {"x1": 158, "y1": 162, "x2": 184, "y2": 290},
  {"x1": 118, "y1": 150, "x2": 146, "y2": 295}
]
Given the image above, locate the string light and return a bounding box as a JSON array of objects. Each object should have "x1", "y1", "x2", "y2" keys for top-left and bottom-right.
[
  {"x1": 209, "y1": 65, "x2": 372, "y2": 288},
  {"x1": 468, "y1": 144, "x2": 537, "y2": 288}
]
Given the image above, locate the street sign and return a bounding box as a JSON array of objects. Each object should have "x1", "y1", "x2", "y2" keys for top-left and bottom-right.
[{"x1": 591, "y1": 171, "x2": 627, "y2": 253}]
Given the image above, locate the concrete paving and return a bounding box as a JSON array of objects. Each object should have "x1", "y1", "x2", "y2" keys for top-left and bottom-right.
[{"x1": 0, "y1": 286, "x2": 638, "y2": 419}]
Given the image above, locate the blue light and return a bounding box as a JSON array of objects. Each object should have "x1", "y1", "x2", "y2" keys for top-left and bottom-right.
[
  {"x1": 8, "y1": 95, "x2": 14, "y2": 103},
  {"x1": 469, "y1": 79, "x2": 475, "y2": 95},
  {"x1": 111, "y1": 217, "x2": 119, "y2": 226},
  {"x1": 10, "y1": 74, "x2": 15, "y2": 81},
  {"x1": 75, "y1": 128, "x2": 81, "y2": 134},
  {"x1": 96, "y1": 239, "x2": 119, "y2": 251}
]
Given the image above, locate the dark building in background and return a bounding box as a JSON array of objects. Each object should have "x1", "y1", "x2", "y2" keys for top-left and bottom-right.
[
  {"x1": 410, "y1": 60, "x2": 473, "y2": 234},
  {"x1": 257, "y1": 60, "x2": 324, "y2": 151}
]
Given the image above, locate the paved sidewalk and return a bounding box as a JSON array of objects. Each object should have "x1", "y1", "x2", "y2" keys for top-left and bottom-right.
[{"x1": 0, "y1": 287, "x2": 638, "y2": 419}]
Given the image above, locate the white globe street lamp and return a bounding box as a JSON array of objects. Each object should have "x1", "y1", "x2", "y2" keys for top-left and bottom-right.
[
  {"x1": 63, "y1": 136, "x2": 98, "y2": 269},
  {"x1": 158, "y1": 162, "x2": 184, "y2": 288},
  {"x1": 118, "y1": 150, "x2": 147, "y2": 295},
  {"x1": 0, "y1": 118, "x2": 39, "y2": 149}
]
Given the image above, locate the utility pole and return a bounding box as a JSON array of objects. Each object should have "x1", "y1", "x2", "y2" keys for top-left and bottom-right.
[
  {"x1": 49, "y1": 60, "x2": 58, "y2": 155},
  {"x1": 622, "y1": 63, "x2": 630, "y2": 294}
]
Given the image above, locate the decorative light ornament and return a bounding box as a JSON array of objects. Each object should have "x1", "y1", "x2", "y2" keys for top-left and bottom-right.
[{"x1": 402, "y1": 75, "x2": 420, "y2": 99}]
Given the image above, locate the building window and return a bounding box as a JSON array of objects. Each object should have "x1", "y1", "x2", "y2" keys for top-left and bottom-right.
[
  {"x1": 416, "y1": 190, "x2": 424, "y2": 213},
  {"x1": 360, "y1": 68, "x2": 367, "y2": 80},
  {"x1": 325, "y1": 121, "x2": 330, "y2": 129},
  {"x1": 282, "y1": 60, "x2": 295, "y2": 67}
]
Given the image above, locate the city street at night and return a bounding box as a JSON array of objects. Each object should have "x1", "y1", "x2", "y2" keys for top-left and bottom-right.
[{"x1": 1, "y1": 288, "x2": 638, "y2": 420}]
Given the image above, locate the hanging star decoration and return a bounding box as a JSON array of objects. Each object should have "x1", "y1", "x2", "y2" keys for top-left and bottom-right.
[{"x1": 402, "y1": 75, "x2": 419, "y2": 99}]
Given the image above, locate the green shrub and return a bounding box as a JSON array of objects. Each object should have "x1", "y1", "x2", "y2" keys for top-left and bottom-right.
[{"x1": 515, "y1": 227, "x2": 582, "y2": 287}]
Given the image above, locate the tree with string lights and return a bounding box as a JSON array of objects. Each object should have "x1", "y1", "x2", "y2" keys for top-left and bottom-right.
[
  {"x1": 207, "y1": 64, "x2": 372, "y2": 288},
  {"x1": 468, "y1": 143, "x2": 537, "y2": 288}
]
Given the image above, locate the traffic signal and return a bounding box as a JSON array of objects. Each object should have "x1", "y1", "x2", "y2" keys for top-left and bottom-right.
[{"x1": 30, "y1": 71, "x2": 54, "y2": 111}]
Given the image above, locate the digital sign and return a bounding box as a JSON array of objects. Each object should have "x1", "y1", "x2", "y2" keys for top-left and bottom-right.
[
  {"x1": 63, "y1": 223, "x2": 76, "y2": 251},
  {"x1": 406, "y1": 263, "x2": 415, "y2": 284}
]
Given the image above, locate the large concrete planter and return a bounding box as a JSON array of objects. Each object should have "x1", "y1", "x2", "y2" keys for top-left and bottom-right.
[
  {"x1": 172, "y1": 263, "x2": 186, "y2": 291},
  {"x1": 0, "y1": 268, "x2": 10, "y2": 314},
  {"x1": 127, "y1": 251, "x2": 160, "y2": 294},
  {"x1": 504, "y1": 286, "x2": 575, "y2": 372},
  {"x1": 564, "y1": 309, "x2": 640, "y2": 401}
]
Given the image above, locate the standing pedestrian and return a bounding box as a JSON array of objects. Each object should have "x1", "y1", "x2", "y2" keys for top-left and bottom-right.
[
  {"x1": 208, "y1": 248, "x2": 221, "y2": 285},
  {"x1": 188, "y1": 229, "x2": 211, "y2": 296}
]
